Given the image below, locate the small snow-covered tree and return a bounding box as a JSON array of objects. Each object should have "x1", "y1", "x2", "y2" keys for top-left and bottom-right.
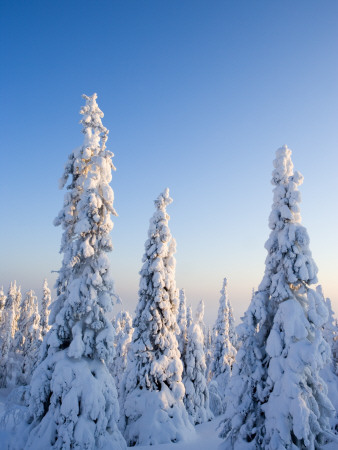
[
  {"x1": 12, "y1": 290, "x2": 42, "y2": 386},
  {"x1": 183, "y1": 302, "x2": 213, "y2": 424},
  {"x1": 13, "y1": 283, "x2": 22, "y2": 336},
  {"x1": 187, "y1": 304, "x2": 193, "y2": 329},
  {"x1": 205, "y1": 326, "x2": 213, "y2": 383},
  {"x1": 195, "y1": 300, "x2": 206, "y2": 343},
  {"x1": 23, "y1": 94, "x2": 126, "y2": 450},
  {"x1": 177, "y1": 288, "x2": 187, "y2": 357},
  {"x1": 110, "y1": 310, "x2": 133, "y2": 412},
  {"x1": 320, "y1": 287, "x2": 337, "y2": 363},
  {"x1": 122, "y1": 189, "x2": 193, "y2": 446},
  {"x1": 220, "y1": 145, "x2": 335, "y2": 449},
  {"x1": 0, "y1": 282, "x2": 17, "y2": 387},
  {"x1": 0, "y1": 286, "x2": 6, "y2": 321},
  {"x1": 209, "y1": 278, "x2": 237, "y2": 416},
  {"x1": 40, "y1": 279, "x2": 52, "y2": 337}
]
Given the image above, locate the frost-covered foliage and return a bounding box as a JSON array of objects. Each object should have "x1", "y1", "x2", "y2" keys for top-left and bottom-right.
[
  {"x1": 183, "y1": 303, "x2": 213, "y2": 425},
  {"x1": 40, "y1": 279, "x2": 52, "y2": 337},
  {"x1": 205, "y1": 326, "x2": 213, "y2": 383},
  {"x1": 318, "y1": 287, "x2": 338, "y2": 431},
  {"x1": 220, "y1": 145, "x2": 335, "y2": 449},
  {"x1": 110, "y1": 310, "x2": 133, "y2": 411},
  {"x1": 195, "y1": 300, "x2": 206, "y2": 343},
  {"x1": 22, "y1": 94, "x2": 126, "y2": 450},
  {"x1": 177, "y1": 289, "x2": 188, "y2": 357},
  {"x1": 0, "y1": 286, "x2": 6, "y2": 323},
  {"x1": 0, "y1": 282, "x2": 18, "y2": 387},
  {"x1": 18, "y1": 291, "x2": 42, "y2": 385},
  {"x1": 209, "y1": 278, "x2": 237, "y2": 417},
  {"x1": 122, "y1": 189, "x2": 194, "y2": 446},
  {"x1": 320, "y1": 287, "x2": 338, "y2": 368},
  {"x1": 187, "y1": 304, "x2": 193, "y2": 329}
]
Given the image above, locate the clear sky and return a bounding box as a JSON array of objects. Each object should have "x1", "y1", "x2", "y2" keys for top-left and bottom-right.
[{"x1": 1, "y1": 0, "x2": 337, "y2": 325}]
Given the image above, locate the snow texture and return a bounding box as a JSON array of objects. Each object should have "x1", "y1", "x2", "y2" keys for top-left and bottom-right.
[
  {"x1": 40, "y1": 279, "x2": 51, "y2": 337},
  {"x1": 220, "y1": 145, "x2": 335, "y2": 449},
  {"x1": 183, "y1": 302, "x2": 213, "y2": 425},
  {"x1": 18, "y1": 94, "x2": 126, "y2": 450},
  {"x1": 122, "y1": 189, "x2": 194, "y2": 446},
  {"x1": 209, "y1": 278, "x2": 236, "y2": 417}
]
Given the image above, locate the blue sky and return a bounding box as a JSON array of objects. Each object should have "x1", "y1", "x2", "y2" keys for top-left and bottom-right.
[{"x1": 1, "y1": 0, "x2": 337, "y2": 324}]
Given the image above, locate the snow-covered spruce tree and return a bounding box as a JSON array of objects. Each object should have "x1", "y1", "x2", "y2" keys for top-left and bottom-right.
[
  {"x1": 195, "y1": 299, "x2": 206, "y2": 343},
  {"x1": 205, "y1": 326, "x2": 213, "y2": 383},
  {"x1": 122, "y1": 189, "x2": 194, "y2": 446},
  {"x1": 183, "y1": 302, "x2": 213, "y2": 424},
  {"x1": 40, "y1": 279, "x2": 52, "y2": 337},
  {"x1": 187, "y1": 304, "x2": 193, "y2": 329},
  {"x1": 20, "y1": 291, "x2": 42, "y2": 385},
  {"x1": 220, "y1": 145, "x2": 335, "y2": 449},
  {"x1": 318, "y1": 286, "x2": 338, "y2": 431},
  {"x1": 22, "y1": 94, "x2": 126, "y2": 450},
  {"x1": 209, "y1": 278, "x2": 237, "y2": 416},
  {"x1": 177, "y1": 288, "x2": 188, "y2": 357},
  {"x1": 110, "y1": 310, "x2": 133, "y2": 410},
  {"x1": 0, "y1": 286, "x2": 6, "y2": 318},
  {"x1": 320, "y1": 287, "x2": 337, "y2": 365},
  {"x1": 13, "y1": 283, "x2": 22, "y2": 336},
  {"x1": 0, "y1": 282, "x2": 17, "y2": 387}
]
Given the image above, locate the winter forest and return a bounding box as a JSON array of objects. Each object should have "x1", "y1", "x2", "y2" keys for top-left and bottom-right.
[{"x1": 0, "y1": 93, "x2": 337, "y2": 449}]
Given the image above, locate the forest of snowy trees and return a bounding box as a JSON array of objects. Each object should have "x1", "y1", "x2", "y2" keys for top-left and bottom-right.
[{"x1": 0, "y1": 94, "x2": 338, "y2": 449}]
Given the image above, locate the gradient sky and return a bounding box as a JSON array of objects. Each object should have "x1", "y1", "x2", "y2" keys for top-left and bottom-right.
[{"x1": 1, "y1": 0, "x2": 337, "y2": 325}]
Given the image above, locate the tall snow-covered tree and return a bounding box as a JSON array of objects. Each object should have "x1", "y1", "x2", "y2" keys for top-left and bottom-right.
[
  {"x1": 23, "y1": 94, "x2": 126, "y2": 450},
  {"x1": 40, "y1": 279, "x2": 52, "y2": 337},
  {"x1": 183, "y1": 301, "x2": 213, "y2": 424},
  {"x1": 177, "y1": 288, "x2": 188, "y2": 357},
  {"x1": 220, "y1": 145, "x2": 335, "y2": 449},
  {"x1": 0, "y1": 282, "x2": 17, "y2": 387},
  {"x1": 122, "y1": 189, "x2": 193, "y2": 446},
  {"x1": 209, "y1": 278, "x2": 237, "y2": 416}
]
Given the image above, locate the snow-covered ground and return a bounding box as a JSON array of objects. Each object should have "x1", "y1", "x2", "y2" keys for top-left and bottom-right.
[
  {"x1": 1, "y1": 386, "x2": 337, "y2": 450},
  {"x1": 0, "y1": 386, "x2": 224, "y2": 449}
]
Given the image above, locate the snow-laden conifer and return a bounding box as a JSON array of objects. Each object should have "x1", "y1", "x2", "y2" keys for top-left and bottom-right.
[
  {"x1": 195, "y1": 300, "x2": 206, "y2": 342},
  {"x1": 12, "y1": 290, "x2": 42, "y2": 385},
  {"x1": 0, "y1": 286, "x2": 6, "y2": 317},
  {"x1": 183, "y1": 301, "x2": 213, "y2": 424},
  {"x1": 177, "y1": 288, "x2": 188, "y2": 357},
  {"x1": 122, "y1": 189, "x2": 193, "y2": 446},
  {"x1": 220, "y1": 145, "x2": 335, "y2": 449},
  {"x1": 187, "y1": 304, "x2": 193, "y2": 329},
  {"x1": 23, "y1": 94, "x2": 126, "y2": 450},
  {"x1": 205, "y1": 326, "x2": 213, "y2": 383},
  {"x1": 209, "y1": 278, "x2": 236, "y2": 416},
  {"x1": 110, "y1": 310, "x2": 133, "y2": 411},
  {"x1": 40, "y1": 279, "x2": 51, "y2": 337},
  {"x1": 0, "y1": 283, "x2": 17, "y2": 387}
]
